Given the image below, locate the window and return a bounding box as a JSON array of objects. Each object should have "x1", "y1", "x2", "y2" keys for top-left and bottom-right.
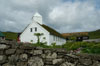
[
  {"x1": 43, "y1": 37, "x2": 46, "y2": 39},
  {"x1": 30, "y1": 28, "x2": 32, "y2": 32},
  {"x1": 30, "y1": 40, "x2": 33, "y2": 42},
  {"x1": 35, "y1": 27, "x2": 37, "y2": 32}
]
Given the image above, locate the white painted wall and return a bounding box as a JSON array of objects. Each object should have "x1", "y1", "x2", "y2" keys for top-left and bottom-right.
[
  {"x1": 49, "y1": 34, "x2": 66, "y2": 45},
  {"x1": 20, "y1": 22, "x2": 50, "y2": 45}
]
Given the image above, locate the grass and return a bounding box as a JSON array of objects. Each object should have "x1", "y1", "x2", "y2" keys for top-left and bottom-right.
[
  {"x1": 29, "y1": 43, "x2": 63, "y2": 49},
  {"x1": 89, "y1": 29, "x2": 100, "y2": 39},
  {"x1": 63, "y1": 42, "x2": 100, "y2": 54},
  {"x1": 3, "y1": 32, "x2": 18, "y2": 41},
  {"x1": 29, "y1": 42, "x2": 100, "y2": 54}
]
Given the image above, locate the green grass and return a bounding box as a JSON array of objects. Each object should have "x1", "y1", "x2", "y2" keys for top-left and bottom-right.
[
  {"x1": 29, "y1": 42, "x2": 100, "y2": 54},
  {"x1": 62, "y1": 42, "x2": 100, "y2": 54},
  {"x1": 3, "y1": 32, "x2": 18, "y2": 41},
  {"x1": 89, "y1": 29, "x2": 100, "y2": 39},
  {"x1": 29, "y1": 43, "x2": 63, "y2": 49}
]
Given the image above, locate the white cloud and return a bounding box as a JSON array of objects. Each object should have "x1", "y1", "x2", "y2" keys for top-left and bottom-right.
[
  {"x1": 0, "y1": 0, "x2": 100, "y2": 33},
  {"x1": 0, "y1": 0, "x2": 61, "y2": 32},
  {"x1": 49, "y1": 1, "x2": 100, "y2": 33}
]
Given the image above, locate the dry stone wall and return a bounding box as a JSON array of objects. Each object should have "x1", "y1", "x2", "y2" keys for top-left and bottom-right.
[{"x1": 0, "y1": 41, "x2": 100, "y2": 66}]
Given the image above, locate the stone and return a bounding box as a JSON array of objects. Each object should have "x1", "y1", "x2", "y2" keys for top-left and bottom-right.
[
  {"x1": 56, "y1": 49, "x2": 67, "y2": 54},
  {"x1": 0, "y1": 44, "x2": 9, "y2": 50},
  {"x1": 20, "y1": 45, "x2": 34, "y2": 50},
  {"x1": 5, "y1": 49, "x2": 16, "y2": 55},
  {"x1": 24, "y1": 50, "x2": 33, "y2": 54},
  {"x1": 92, "y1": 61, "x2": 100, "y2": 66},
  {"x1": 79, "y1": 58, "x2": 92, "y2": 65},
  {"x1": 53, "y1": 59, "x2": 63, "y2": 64},
  {"x1": 28, "y1": 57, "x2": 44, "y2": 66},
  {"x1": 44, "y1": 50, "x2": 51, "y2": 54},
  {"x1": 66, "y1": 54, "x2": 78, "y2": 58},
  {"x1": 77, "y1": 63, "x2": 84, "y2": 66},
  {"x1": 2, "y1": 63, "x2": 15, "y2": 66},
  {"x1": 11, "y1": 44, "x2": 18, "y2": 49},
  {"x1": 57, "y1": 55, "x2": 64, "y2": 58},
  {"x1": 16, "y1": 49, "x2": 24, "y2": 54},
  {"x1": 44, "y1": 58, "x2": 53, "y2": 61},
  {"x1": 35, "y1": 47, "x2": 44, "y2": 50},
  {"x1": 33, "y1": 50, "x2": 43, "y2": 55},
  {"x1": 41, "y1": 54, "x2": 45, "y2": 58},
  {"x1": 46, "y1": 52, "x2": 57, "y2": 59},
  {"x1": 44, "y1": 65, "x2": 54, "y2": 66},
  {"x1": 0, "y1": 40, "x2": 7, "y2": 44},
  {"x1": 60, "y1": 62, "x2": 75, "y2": 66},
  {"x1": 42, "y1": 52, "x2": 57, "y2": 59},
  {"x1": 64, "y1": 55, "x2": 78, "y2": 64},
  {"x1": 20, "y1": 54, "x2": 28, "y2": 61},
  {"x1": 17, "y1": 62, "x2": 27, "y2": 66},
  {"x1": 0, "y1": 50, "x2": 4, "y2": 55},
  {"x1": 60, "y1": 63, "x2": 67, "y2": 66},
  {"x1": 28, "y1": 50, "x2": 34, "y2": 54},
  {"x1": 0, "y1": 55, "x2": 7, "y2": 64},
  {"x1": 8, "y1": 55, "x2": 19, "y2": 64},
  {"x1": 44, "y1": 58, "x2": 53, "y2": 65}
]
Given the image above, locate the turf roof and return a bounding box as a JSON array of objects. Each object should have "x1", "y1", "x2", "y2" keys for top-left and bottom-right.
[{"x1": 41, "y1": 24, "x2": 64, "y2": 38}]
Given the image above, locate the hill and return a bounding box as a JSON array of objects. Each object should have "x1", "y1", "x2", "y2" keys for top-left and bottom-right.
[
  {"x1": 2, "y1": 32, "x2": 18, "y2": 41},
  {"x1": 89, "y1": 29, "x2": 100, "y2": 39}
]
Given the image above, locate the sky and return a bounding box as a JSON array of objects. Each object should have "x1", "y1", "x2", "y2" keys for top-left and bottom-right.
[{"x1": 0, "y1": 0, "x2": 100, "y2": 33}]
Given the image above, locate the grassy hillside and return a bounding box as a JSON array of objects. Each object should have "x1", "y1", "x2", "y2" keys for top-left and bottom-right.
[
  {"x1": 3, "y1": 32, "x2": 18, "y2": 41},
  {"x1": 89, "y1": 29, "x2": 100, "y2": 39}
]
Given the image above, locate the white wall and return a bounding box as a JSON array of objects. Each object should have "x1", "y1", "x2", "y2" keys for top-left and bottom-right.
[
  {"x1": 20, "y1": 22, "x2": 50, "y2": 45},
  {"x1": 49, "y1": 34, "x2": 66, "y2": 45}
]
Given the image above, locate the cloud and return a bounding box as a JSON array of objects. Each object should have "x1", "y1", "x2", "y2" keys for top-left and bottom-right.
[
  {"x1": 0, "y1": 0, "x2": 61, "y2": 32},
  {"x1": 0, "y1": 0, "x2": 100, "y2": 33},
  {"x1": 49, "y1": 0, "x2": 100, "y2": 33}
]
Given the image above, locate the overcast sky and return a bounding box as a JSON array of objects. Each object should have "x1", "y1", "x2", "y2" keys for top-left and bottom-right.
[{"x1": 0, "y1": 0, "x2": 100, "y2": 33}]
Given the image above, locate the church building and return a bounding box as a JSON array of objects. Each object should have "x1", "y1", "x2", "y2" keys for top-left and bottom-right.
[{"x1": 20, "y1": 12, "x2": 66, "y2": 45}]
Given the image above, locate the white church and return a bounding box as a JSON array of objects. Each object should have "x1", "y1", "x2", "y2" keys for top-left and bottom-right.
[{"x1": 20, "y1": 12, "x2": 66, "y2": 45}]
